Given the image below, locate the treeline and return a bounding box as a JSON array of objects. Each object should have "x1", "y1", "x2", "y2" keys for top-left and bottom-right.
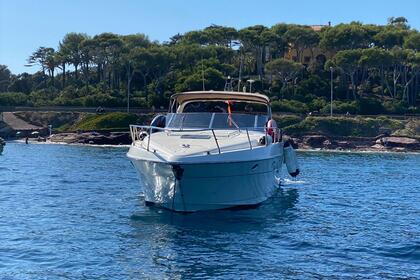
[{"x1": 0, "y1": 16, "x2": 419, "y2": 114}]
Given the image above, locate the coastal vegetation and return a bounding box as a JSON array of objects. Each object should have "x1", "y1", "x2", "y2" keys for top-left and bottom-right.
[
  {"x1": 0, "y1": 17, "x2": 419, "y2": 115},
  {"x1": 11, "y1": 110, "x2": 419, "y2": 139},
  {"x1": 67, "y1": 112, "x2": 148, "y2": 131},
  {"x1": 12, "y1": 111, "x2": 149, "y2": 132},
  {"x1": 282, "y1": 116, "x2": 405, "y2": 137}
]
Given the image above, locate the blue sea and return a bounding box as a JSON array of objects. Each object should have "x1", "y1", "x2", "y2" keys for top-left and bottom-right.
[{"x1": 0, "y1": 142, "x2": 419, "y2": 279}]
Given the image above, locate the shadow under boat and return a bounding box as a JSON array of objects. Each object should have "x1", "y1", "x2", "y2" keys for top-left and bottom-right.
[{"x1": 130, "y1": 187, "x2": 299, "y2": 233}]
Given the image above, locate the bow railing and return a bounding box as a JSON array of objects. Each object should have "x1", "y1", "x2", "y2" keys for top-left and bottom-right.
[{"x1": 129, "y1": 125, "x2": 282, "y2": 154}]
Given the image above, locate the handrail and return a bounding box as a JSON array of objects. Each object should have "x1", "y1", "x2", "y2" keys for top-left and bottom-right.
[
  {"x1": 211, "y1": 129, "x2": 221, "y2": 154},
  {"x1": 245, "y1": 128, "x2": 252, "y2": 150},
  {"x1": 129, "y1": 124, "x2": 282, "y2": 155},
  {"x1": 130, "y1": 125, "x2": 276, "y2": 134},
  {"x1": 147, "y1": 127, "x2": 151, "y2": 151}
]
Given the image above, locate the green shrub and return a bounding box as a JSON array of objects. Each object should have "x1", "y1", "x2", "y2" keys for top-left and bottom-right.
[
  {"x1": 320, "y1": 101, "x2": 358, "y2": 114},
  {"x1": 69, "y1": 112, "x2": 139, "y2": 131},
  {"x1": 271, "y1": 99, "x2": 308, "y2": 113},
  {"x1": 308, "y1": 97, "x2": 327, "y2": 112},
  {"x1": 383, "y1": 100, "x2": 408, "y2": 114},
  {"x1": 356, "y1": 98, "x2": 385, "y2": 114},
  {"x1": 0, "y1": 92, "x2": 29, "y2": 106},
  {"x1": 53, "y1": 96, "x2": 84, "y2": 106},
  {"x1": 129, "y1": 97, "x2": 148, "y2": 108},
  {"x1": 58, "y1": 85, "x2": 80, "y2": 99},
  {"x1": 28, "y1": 89, "x2": 57, "y2": 106},
  {"x1": 406, "y1": 106, "x2": 420, "y2": 114},
  {"x1": 82, "y1": 94, "x2": 123, "y2": 107},
  {"x1": 272, "y1": 114, "x2": 303, "y2": 128},
  {"x1": 295, "y1": 75, "x2": 329, "y2": 98},
  {"x1": 284, "y1": 116, "x2": 404, "y2": 137}
]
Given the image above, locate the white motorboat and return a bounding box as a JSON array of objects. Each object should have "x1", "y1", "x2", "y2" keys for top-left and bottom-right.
[{"x1": 127, "y1": 91, "x2": 299, "y2": 212}]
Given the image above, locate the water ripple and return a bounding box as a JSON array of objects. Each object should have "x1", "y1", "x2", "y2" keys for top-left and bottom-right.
[{"x1": 0, "y1": 143, "x2": 419, "y2": 279}]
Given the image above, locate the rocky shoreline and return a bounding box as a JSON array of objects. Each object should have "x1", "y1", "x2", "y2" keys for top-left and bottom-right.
[
  {"x1": 288, "y1": 134, "x2": 420, "y2": 153},
  {"x1": 48, "y1": 131, "x2": 131, "y2": 145},
  {"x1": 22, "y1": 131, "x2": 416, "y2": 153},
  {"x1": 2, "y1": 111, "x2": 419, "y2": 153}
]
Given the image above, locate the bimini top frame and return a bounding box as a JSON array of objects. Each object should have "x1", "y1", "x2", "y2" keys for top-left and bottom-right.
[{"x1": 169, "y1": 91, "x2": 271, "y2": 114}]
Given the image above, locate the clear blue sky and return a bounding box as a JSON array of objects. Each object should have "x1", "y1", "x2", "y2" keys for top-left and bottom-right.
[{"x1": 1, "y1": 0, "x2": 419, "y2": 74}]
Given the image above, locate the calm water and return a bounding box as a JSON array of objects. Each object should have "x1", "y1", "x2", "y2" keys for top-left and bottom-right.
[{"x1": 0, "y1": 143, "x2": 419, "y2": 279}]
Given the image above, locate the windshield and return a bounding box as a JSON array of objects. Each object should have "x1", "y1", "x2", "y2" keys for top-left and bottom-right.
[
  {"x1": 166, "y1": 113, "x2": 268, "y2": 130},
  {"x1": 181, "y1": 101, "x2": 268, "y2": 114}
]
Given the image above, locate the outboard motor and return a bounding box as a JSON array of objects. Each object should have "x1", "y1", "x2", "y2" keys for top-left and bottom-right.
[
  {"x1": 150, "y1": 114, "x2": 166, "y2": 133},
  {"x1": 283, "y1": 140, "x2": 300, "y2": 177}
]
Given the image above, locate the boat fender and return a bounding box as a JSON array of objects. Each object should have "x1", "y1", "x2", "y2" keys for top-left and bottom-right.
[
  {"x1": 284, "y1": 141, "x2": 300, "y2": 177},
  {"x1": 172, "y1": 165, "x2": 184, "y2": 180},
  {"x1": 265, "y1": 119, "x2": 279, "y2": 142}
]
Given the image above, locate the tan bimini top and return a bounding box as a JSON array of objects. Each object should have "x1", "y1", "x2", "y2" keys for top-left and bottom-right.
[{"x1": 171, "y1": 91, "x2": 270, "y2": 105}]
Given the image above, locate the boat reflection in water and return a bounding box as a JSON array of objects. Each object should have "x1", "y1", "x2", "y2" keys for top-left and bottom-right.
[
  {"x1": 130, "y1": 187, "x2": 299, "y2": 231},
  {"x1": 125, "y1": 187, "x2": 299, "y2": 278}
]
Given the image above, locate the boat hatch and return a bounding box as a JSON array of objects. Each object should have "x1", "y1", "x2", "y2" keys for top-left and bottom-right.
[{"x1": 180, "y1": 134, "x2": 212, "y2": 139}]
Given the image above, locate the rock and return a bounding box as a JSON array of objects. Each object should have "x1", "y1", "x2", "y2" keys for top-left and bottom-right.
[
  {"x1": 286, "y1": 137, "x2": 299, "y2": 149},
  {"x1": 303, "y1": 135, "x2": 329, "y2": 148},
  {"x1": 108, "y1": 132, "x2": 131, "y2": 144},
  {"x1": 0, "y1": 124, "x2": 15, "y2": 139},
  {"x1": 336, "y1": 141, "x2": 354, "y2": 149},
  {"x1": 280, "y1": 135, "x2": 299, "y2": 149},
  {"x1": 49, "y1": 131, "x2": 131, "y2": 145},
  {"x1": 380, "y1": 136, "x2": 419, "y2": 148},
  {"x1": 374, "y1": 133, "x2": 390, "y2": 141},
  {"x1": 336, "y1": 141, "x2": 353, "y2": 148},
  {"x1": 291, "y1": 137, "x2": 300, "y2": 144},
  {"x1": 85, "y1": 134, "x2": 110, "y2": 145},
  {"x1": 371, "y1": 144, "x2": 385, "y2": 150},
  {"x1": 48, "y1": 133, "x2": 79, "y2": 144},
  {"x1": 322, "y1": 139, "x2": 334, "y2": 149}
]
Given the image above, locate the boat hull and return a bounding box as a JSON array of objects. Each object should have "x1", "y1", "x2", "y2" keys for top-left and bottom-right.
[{"x1": 130, "y1": 157, "x2": 282, "y2": 212}]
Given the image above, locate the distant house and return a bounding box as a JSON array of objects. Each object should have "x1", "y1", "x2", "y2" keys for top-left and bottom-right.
[{"x1": 283, "y1": 23, "x2": 334, "y2": 67}]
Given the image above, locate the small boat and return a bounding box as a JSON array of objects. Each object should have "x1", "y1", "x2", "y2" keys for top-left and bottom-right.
[{"x1": 127, "y1": 91, "x2": 299, "y2": 212}]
